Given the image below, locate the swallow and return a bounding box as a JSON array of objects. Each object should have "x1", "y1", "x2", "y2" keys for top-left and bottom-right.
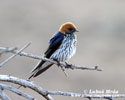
[{"x1": 29, "y1": 22, "x2": 78, "y2": 79}]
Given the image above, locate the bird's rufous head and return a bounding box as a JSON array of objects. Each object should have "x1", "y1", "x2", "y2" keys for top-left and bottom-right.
[{"x1": 59, "y1": 22, "x2": 78, "y2": 34}]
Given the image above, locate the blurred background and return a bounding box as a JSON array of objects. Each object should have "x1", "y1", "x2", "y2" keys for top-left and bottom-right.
[{"x1": 0, "y1": 0, "x2": 125, "y2": 100}]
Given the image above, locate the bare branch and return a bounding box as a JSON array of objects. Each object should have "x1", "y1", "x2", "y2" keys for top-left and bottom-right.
[
  {"x1": 0, "y1": 47, "x2": 103, "y2": 71},
  {"x1": 0, "y1": 75, "x2": 125, "y2": 100},
  {"x1": 0, "y1": 43, "x2": 31, "y2": 67},
  {"x1": 0, "y1": 86, "x2": 10, "y2": 100},
  {"x1": 0, "y1": 84, "x2": 34, "y2": 100},
  {"x1": 0, "y1": 47, "x2": 17, "y2": 55},
  {"x1": 0, "y1": 75, "x2": 53, "y2": 100}
]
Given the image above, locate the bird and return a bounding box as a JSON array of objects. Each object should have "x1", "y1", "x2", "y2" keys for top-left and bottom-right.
[{"x1": 28, "y1": 22, "x2": 78, "y2": 79}]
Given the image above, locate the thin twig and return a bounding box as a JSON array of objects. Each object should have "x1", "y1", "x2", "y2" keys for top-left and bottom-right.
[
  {"x1": 0, "y1": 47, "x2": 103, "y2": 71},
  {"x1": 0, "y1": 43, "x2": 31, "y2": 67},
  {"x1": 0, "y1": 86, "x2": 10, "y2": 100},
  {"x1": 0, "y1": 75, "x2": 125, "y2": 100},
  {"x1": 0, "y1": 47, "x2": 17, "y2": 55},
  {"x1": 60, "y1": 67, "x2": 68, "y2": 77},
  {"x1": 0, "y1": 84, "x2": 34, "y2": 100}
]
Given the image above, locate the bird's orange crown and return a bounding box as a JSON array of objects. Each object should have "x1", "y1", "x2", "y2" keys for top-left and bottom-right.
[{"x1": 59, "y1": 22, "x2": 78, "y2": 34}]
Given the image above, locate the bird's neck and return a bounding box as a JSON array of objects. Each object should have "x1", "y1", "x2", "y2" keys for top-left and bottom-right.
[{"x1": 65, "y1": 33, "x2": 74, "y2": 37}]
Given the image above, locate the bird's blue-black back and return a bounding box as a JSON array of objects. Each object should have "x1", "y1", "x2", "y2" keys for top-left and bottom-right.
[{"x1": 44, "y1": 32, "x2": 64, "y2": 58}]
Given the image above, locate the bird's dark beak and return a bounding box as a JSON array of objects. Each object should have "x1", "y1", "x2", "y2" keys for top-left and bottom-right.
[{"x1": 75, "y1": 30, "x2": 79, "y2": 32}]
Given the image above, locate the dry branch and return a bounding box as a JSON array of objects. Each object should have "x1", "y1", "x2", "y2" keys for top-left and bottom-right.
[
  {"x1": 0, "y1": 75, "x2": 125, "y2": 100},
  {"x1": 0, "y1": 75, "x2": 53, "y2": 100},
  {"x1": 0, "y1": 86, "x2": 10, "y2": 100},
  {"x1": 0, "y1": 46, "x2": 103, "y2": 71},
  {"x1": 0, "y1": 43, "x2": 31, "y2": 67},
  {"x1": 0, "y1": 84, "x2": 34, "y2": 100}
]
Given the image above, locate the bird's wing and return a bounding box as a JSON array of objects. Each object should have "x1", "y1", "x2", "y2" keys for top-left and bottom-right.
[
  {"x1": 44, "y1": 32, "x2": 64, "y2": 58},
  {"x1": 29, "y1": 32, "x2": 64, "y2": 78}
]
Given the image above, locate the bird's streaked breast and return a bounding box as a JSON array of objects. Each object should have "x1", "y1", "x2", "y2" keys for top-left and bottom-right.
[{"x1": 50, "y1": 33, "x2": 77, "y2": 62}]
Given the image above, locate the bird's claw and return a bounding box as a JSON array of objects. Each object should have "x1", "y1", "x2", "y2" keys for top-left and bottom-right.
[
  {"x1": 53, "y1": 59, "x2": 61, "y2": 67},
  {"x1": 65, "y1": 62, "x2": 72, "y2": 68},
  {"x1": 57, "y1": 61, "x2": 61, "y2": 66}
]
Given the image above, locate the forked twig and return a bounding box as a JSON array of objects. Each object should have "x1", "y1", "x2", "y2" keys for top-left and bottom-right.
[{"x1": 0, "y1": 43, "x2": 31, "y2": 67}]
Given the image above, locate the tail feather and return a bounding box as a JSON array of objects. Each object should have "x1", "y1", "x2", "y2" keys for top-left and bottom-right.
[
  {"x1": 31, "y1": 60, "x2": 45, "y2": 73},
  {"x1": 33, "y1": 63, "x2": 53, "y2": 77},
  {"x1": 28, "y1": 60, "x2": 53, "y2": 79},
  {"x1": 17, "y1": 60, "x2": 53, "y2": 89}
]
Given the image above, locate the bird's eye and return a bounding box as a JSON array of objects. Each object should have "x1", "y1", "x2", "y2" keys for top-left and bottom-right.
[{"x1": 68, "y1": 28, "x2": 73, "y2": 31}]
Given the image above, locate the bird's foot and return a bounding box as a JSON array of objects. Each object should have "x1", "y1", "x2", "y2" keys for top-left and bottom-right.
[
  {"x1": 53, "y1": 59, "x2": 68, "y2": 77},
  {"x1": 53, "y1": 59, "x2": 61, "y2": 67},
  {"x1": 65, "y1": 62, "x2": 73, "y2": 69}
]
